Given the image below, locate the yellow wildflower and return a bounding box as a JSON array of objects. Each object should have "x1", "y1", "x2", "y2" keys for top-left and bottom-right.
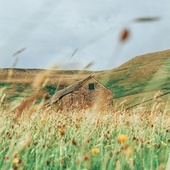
[
  {"x1": 117, "y1": 134, "x2": 128, "y2": 143},
  {"x1": 91, "y1": 148, "x2": 99, "y2": 155},
  {"x1": 13, "y1": 158, "x2": 19, "y2": 164},
  {"x1": 40, "y1": 118, "x2": 46, "y2": 123},
  {"x1": 124, "y1": 149, "x2": 133, "y2": 156}
]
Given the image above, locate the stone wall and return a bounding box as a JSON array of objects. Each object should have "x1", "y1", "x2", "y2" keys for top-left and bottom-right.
[{"x1": 52, "y1": 79, "x2": 113, "y2": 113}]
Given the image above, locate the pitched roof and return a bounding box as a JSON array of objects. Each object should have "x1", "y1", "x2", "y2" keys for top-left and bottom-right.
[{"x1": 44, "y1": 75, "x2": 93, "y2": 106}]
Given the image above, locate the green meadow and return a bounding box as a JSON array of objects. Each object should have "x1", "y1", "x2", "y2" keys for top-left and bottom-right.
[
  {"x1": 0, "y1": 107, "x2": 169, "y2": 170},
  {"x1": 0, "y1": 50, "x2": 170, "y2": 169}
]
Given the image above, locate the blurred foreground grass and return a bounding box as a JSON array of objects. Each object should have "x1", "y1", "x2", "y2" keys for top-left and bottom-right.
[{"x1": 0, "y1": 105, "x2": 170, "y2": 170}]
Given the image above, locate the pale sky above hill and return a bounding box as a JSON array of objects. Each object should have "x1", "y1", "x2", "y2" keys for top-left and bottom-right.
[{"x1": 0, "y1": 0, "x2": 170, "y2": 70}]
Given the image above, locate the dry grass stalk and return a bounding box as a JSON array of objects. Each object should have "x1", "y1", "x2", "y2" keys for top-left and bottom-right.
[
  {"x1": 32, "y1": 65, "x2": 59, "y2": 89},
  {"x1": 0, "y1": 93, "x2": 6, "y2": 103},
  {"x1": 15, "y1": 92, "x2": 49, "y2": 115},
  {"x1": 120, "y1": 28, "x2": 130, "y2": 42},
  {"x1": 153, "y1": 90, "x2": 163, "y2": 100}
]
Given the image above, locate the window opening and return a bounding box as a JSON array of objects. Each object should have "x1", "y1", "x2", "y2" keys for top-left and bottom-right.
[{"x1": 89, "y1": 83, "x2": 95, "y2": 90}]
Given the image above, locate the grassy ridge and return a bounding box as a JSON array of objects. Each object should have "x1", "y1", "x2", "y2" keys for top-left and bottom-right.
[
  {"x1": 0, "y1": 50, "x2": 170, "y2": 108},
  {"x1": 98, "y1": 50, "x2": 170, "y2": 107},
  {"x1": 100, "y1": 50, "x2": 170, "y2": 97}
]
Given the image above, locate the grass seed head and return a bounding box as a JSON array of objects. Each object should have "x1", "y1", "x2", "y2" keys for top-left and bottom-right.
[
  {"x1": 71, "y1": 138, "x2": 77, "y2": 145},
  {"x1": 58, "y1": 128, "x2": 65, "y2": 136},
  {"x1": 109, "y1": 151, "x2": 114, "y2": 157},
  {"x1": 83, "y1": 152, "x2": 90, "y2": 161},
  {"x1": 120, "y1": 28, "x2": 130, "y2": 42},
  {"x1": 4, "y1": 156, "x2": 9, "y2": 160}
]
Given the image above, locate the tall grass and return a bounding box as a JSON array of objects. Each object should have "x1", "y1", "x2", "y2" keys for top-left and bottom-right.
[
  {"x1": 0, "y1": 54, "x2": 170, "y2": 169},
  {"x1": 0, "y1": 104, "x2": 169, "y2": 170}
]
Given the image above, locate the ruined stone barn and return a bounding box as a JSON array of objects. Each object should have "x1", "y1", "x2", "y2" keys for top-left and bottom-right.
[{"x1": 45, "y1": 75, "x2": 113, "y2": 113}]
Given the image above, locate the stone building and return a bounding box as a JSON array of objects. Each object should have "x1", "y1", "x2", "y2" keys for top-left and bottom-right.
[{"x1": 45, "y1": 75, "x2": 113, "y2": 113}]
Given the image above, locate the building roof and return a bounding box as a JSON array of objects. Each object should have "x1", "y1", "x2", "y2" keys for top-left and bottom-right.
[
  {"x1": 44, "y1": 75, "x2": 112, "y2": 107},
  {"x1": 45, "y1": 75, "x2": 93, "y2": 106}
]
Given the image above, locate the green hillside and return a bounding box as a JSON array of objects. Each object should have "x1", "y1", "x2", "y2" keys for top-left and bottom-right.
[
  {"x1": 98, "y1": 49, "x2": 170, "y2": 108},
  {"x1": 0, "y1": 49, "x2": 170, "y2": 109}
]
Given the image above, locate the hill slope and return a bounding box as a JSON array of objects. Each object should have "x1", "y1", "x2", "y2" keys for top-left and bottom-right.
[
  {"x1": 98, "y1": 49, "x2": 170, "y2": 108},
  {"x1": 99, "y1": 49, "x2": 170, "y2": 97},
  {"x1": 0, "y1": 49, "x2": 170, "y2": 109}
]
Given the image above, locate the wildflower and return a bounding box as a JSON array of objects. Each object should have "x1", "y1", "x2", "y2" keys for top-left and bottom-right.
[
  {"x1": 13, "y1": 158, "x2": 19, "y2": 164},
  {"x1": 91, "y1": 148, "x2": 99, "y2": 155},
  {"x1": 40, "y1": 118, "x2": 46, "y2": 123},
  {"x1": 117, "y1": 134, "x2": 128, "y2": 143},
  {"x1": 124, "y1": 149, "x2": 133, "y2": 156}
]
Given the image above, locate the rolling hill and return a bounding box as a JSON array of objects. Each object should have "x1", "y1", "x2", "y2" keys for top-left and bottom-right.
[
  {"x1": 0, "y1": 49, "x2": 170, "y2": 109},
  {"x1": 97, "y1": 49, "x2": 170, "y2": 109}
]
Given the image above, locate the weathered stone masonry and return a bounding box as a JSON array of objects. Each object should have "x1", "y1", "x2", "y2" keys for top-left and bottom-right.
[{"x1": 45, "y1": 75, "x2": 113, "y2": 113}]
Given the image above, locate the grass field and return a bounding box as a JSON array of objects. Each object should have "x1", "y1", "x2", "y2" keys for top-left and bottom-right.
[
  {"x1": 0, "y1": 50, "x2": 170, "y2": 169},
  {"x1": 0, "y1": 105, "x2": 170, "y2": 170}
]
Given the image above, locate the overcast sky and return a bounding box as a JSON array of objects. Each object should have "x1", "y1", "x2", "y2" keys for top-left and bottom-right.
[{"x1": 0, "y1": 0, "x2": 170, "y2": 70}]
